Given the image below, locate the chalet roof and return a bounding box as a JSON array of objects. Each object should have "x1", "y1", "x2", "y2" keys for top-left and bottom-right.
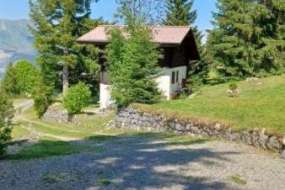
[{"x1": 77, "y1": 25, "x2": 192, "y2": 45}]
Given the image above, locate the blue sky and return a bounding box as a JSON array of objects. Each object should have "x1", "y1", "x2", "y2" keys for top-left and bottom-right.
[{"x1": 0, "y1": 0, "x2": 216, "y2": 32}]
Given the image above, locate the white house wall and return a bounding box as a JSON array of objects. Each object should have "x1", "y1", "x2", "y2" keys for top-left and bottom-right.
[
  {"x1": 100, "y1": 83, "x2": 113, "y2": 109},
  {"x1": 99, "y1": 66, "x2": 187, "y2": 109},
  {"x1": 155, "y1": 66, "x2": 187, "y2": 100}
]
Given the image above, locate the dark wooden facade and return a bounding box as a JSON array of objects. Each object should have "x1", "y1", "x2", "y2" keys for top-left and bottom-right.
[
  {"x1": 93, "y1": 30, "x2": 199, "y2": 85},
  {"x1": 159, "y1": 31, "x2": 199, "y2": 68}
]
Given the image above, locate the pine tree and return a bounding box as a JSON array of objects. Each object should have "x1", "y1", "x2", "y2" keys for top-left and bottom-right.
[
  {"x1": 164, "y1": 0, "x2": 198, "y2": 41},
  {"x1": 207, "y1": 0, "x2": 261, "y2": 79},
  {"x1": 164, "y1": 0, "x2": 197, "y2": 25},
  {"x1": 258, "y1": 0, "x2": 285, "y2": 71},
  {"x1": 106, "y1": 4, "x2": 161, "y2": 107},
  {"x1": 164, "y1": 0, "x2": 208, "y2": 87},
  {"x1": 29, "y1": 0, "x2": 100, "y2": 95},
  {"x1": 207, "y1": 0, "x2": 285, "y2": 80}
]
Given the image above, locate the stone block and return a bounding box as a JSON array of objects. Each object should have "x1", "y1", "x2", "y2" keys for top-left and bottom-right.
[
  {"x1": 267, "y1": 136, "x2": 282, "y2": 151},
  {"x1": 281, "y1": 150, "x2": 285, "y2": 159}
]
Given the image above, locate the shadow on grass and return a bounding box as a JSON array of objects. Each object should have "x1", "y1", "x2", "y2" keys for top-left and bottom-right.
[
  {"x1": 5, "y1": 134, "x2": 116, "y2": 160},
  {"x1": 5, "y1": 140, "x2": 83, "y2": 160},
  {"x1": 4, "y1": 133, "x2": 212, "y2": 161},
  {"x1": 1, "y1": 132, "x2": 241, "y2": 190}
]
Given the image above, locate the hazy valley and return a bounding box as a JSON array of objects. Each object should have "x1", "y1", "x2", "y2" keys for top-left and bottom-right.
[{"x1": 0, "y1": 19, "x2": 36, "y2": 78}]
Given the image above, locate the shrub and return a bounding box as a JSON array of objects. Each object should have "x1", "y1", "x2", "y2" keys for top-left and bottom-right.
[
  {"x1": 1, "y1": 60, "x2": 40, "y2": 96},
  {"x1": 63, "y1": 82, "x2": 91, "y2": 114},
  {"x1": 1, "y1": 63, "x2": 18, "y2": 95},
  {"x1": 229, "y1": 83, "x2": 238, "y2": 91},
  {"x1": 32, "y1": 80, "x2": 54, "y2": 118},
  {"x1": 0, "y1": 90, "x2": 14, "y2": 156},
  {"x1": 227, "y1": 82, "x2": 239, "y2": 97}
]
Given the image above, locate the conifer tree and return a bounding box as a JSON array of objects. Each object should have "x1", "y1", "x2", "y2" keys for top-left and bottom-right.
[
  {"x1": 258, "y1": 0, "x2": 285, "y2": 70},
  {"x1": 29, "y1": 0, "x2": 100, "y2": 95},
  {"x1": 164, "y1": 0, "x2": 197, "y2": 26},
  {"x1": 106, "y1": 2, "x2": 161, "y2": 107},
  {"x1": 164, "y1": 0, "x2": 208, "y2": 86},
  {"x1": 207, "y1": 0, "x2": 285, "y2": 80}
]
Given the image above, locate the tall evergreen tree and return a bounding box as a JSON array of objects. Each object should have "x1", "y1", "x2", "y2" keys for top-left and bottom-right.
[
  {"x1": 207, "y1": 0, "x2": 285, "y2": 80},
  {"x1": 106, "y1": 2, "x2": 161, "y2": 107},
  {"x1": 258, "y1": 0, "x2": 285, "y2": 70},
  {"x1": 207, "y1": 0, "x2": 259, "y2": 78},
  {"x1": 164, "y1": 0, "x2": 197, "y2": 26},
  {"x1": 30, "y1": 0, "x2": 100, "y2": 95},
  {"x1": 164, "y1": 0, "x2": 208, "y2": 87}
]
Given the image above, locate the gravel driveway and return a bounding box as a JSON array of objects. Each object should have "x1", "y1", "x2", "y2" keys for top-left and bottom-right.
[{"x1": 1, "y1": 136, "x2": 285, "y2": 190}]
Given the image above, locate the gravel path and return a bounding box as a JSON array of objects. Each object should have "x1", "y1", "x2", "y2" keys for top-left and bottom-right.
[
  {"x1": 13, "y1": 99, "x2": 34, "y2": 115},
  {"x1": 0, "y1": 136, "x2": 285, "y2": 190}
]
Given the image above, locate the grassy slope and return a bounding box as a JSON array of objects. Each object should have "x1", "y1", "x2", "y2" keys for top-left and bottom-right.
[
  {"x1": 9, "y1": 108, "x2": 117, "y2": 160},
  {"x1": 10, "y1": 107, "x2": 205, "y2": 160},
  {"x1": 136, "y1": 75, "x2": 285, "y2": 134}
]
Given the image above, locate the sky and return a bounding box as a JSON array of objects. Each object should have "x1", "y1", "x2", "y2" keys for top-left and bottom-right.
[{"x1": 0, "y1": 0, "x2": 217, "y2": 33}]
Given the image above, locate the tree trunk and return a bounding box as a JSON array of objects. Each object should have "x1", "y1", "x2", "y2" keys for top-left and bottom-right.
[{"x1": 63, "y1": 64, "x2": 69, "y2": 96}]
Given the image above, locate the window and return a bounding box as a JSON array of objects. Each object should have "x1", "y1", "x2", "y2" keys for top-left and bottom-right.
[
  {"x1": 171, "y1": 70, "x2": 179, "y2": 84},
  {"x1": 171, "y1": 71, "x2": 175, "y2": 84},
  {"x1": 176, "y1": 71, "x2": 179, "y2": 83}
]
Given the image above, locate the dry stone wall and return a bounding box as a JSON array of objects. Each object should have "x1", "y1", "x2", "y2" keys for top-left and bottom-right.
[
  {"x1": 112, "y1": 108, "x2": 285, "y2": 156},
  {"x1": 42, "y1": 105, "x2": 81, "y2": 125}
]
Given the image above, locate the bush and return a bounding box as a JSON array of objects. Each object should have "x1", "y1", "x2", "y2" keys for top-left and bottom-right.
[
  {"x1": 229, "y1": 83, "x2": 238, "y2": 91},
  {"x1": 1, "y1": 60, "x2": 40, "y2": 96},
  {"x1": 227, "y1": 82, "x2": 239, "y2": 97},
  {"x1": 32, "y1": 80, "x2": 54, "y2": 118},
  {"x1": 63, "y1": 82, "x2": 91, "y2": 114},
  {"x1": 0, "y1": 91, "x2": 14, "y2": 156},
  {"x1": 1, "y1": 63, "x2": 18, "y2": 95}
]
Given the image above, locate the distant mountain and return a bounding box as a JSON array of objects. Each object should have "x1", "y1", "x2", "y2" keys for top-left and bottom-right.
[{"x1": 0, "y1": 19, "x2": 36, "y2": 78}]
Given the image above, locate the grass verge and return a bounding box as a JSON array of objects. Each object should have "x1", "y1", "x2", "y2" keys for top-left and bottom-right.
[
  {"x1": 135, "y1": 75, "x2": 285, "y2": 134},
  {"x1": 7, "y1": 140, "x2": 85, "y2": 160}
]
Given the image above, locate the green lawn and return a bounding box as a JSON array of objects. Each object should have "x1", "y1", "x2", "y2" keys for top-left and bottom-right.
[
  {"x1": 10, "y1": 75, "x2": 284, "y2": 160},
  {"x1": 135, "y1": 75, "x2": 285, "y2": 134},
  {"x1": 8, "y1": 108, "x2": 121, "y2": 160},
  {"x1": 10, "y1": 105, "x2": 207, "y2": 160}
]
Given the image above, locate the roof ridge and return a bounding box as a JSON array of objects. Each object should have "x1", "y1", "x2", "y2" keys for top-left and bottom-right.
[
  {"x1": 97, "y1": 25, "x2": 191, "y2": 29},
  {"x1": 78, "y1": 24, "x2": 193, "y2": 45},
  {"x1": 151, "y1": 25, "x2": 191, "y2": 28}
]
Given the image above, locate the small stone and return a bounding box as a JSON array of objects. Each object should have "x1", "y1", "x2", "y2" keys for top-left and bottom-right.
[
  {"x1": 214, "y1": 123, "x2": 221, "y2": 130},
  {"x1": 185, "y1": 124, "x2": 192, "y2": 130},
  {"x1": 267, "y1": 136, "x2": 282, "y2": 151},
  {"x1": 175, "y1": 123, "x2": 184, "y2": 131},
  {"x1": 191, "y1": 126, "x2": 199, "y2": 134},
  {"x1": 241, "y1": 131, "x2": 252, "y2": 145},
  {"x1": 259, "y1": 133, "x2": 269, "y2": 149},
  {"x1": 281, "y1": 150, "x2": 285, "y2": 159}
]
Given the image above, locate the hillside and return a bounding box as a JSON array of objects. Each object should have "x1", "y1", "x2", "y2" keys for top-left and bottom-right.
[
  {"x1": 0, "y1": 19, "x2": 36, "y2": 78},
  {"x1": 136, "y1": 75, "x2": 285, "y2": 134}
]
